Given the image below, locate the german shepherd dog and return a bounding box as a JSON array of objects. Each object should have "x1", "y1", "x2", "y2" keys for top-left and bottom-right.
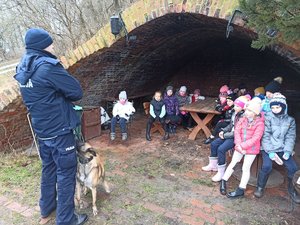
[{"x1": 75, "y1": 142, "x2": 110, "y2": 215}]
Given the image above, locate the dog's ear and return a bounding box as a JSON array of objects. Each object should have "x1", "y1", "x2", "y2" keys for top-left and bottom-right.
[{"x1": 87, "y1": 148, "x2": 97, "y2": 157}]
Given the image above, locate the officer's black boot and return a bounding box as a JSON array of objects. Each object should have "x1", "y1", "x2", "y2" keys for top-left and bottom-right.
[
  {"x1": 220, "y1": 179, "x2": 227, "y2": 195},
  {"x1": 72, "y1": 213, "x2": 88, "y2": 225},
  {"x1": 254, "y1": 170, "x2": 269, "y2": 198},
  {"x1": 146, "y1": 123, "x2": 152, "y2": 141},
  {"x1": 288, "y1": 177, "x2": 300, "y2": 204}
]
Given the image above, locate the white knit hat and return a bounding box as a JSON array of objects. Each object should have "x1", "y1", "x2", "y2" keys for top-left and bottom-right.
[
  {"x1": 246, "y1": 97, "x2": 262, "y2": 115},
  {"x1": 179, "y1": 86, "x2": 187, "y2": 92},
  {"x1": 119, "y1": 91, "x2": 127, "y2": 100}
]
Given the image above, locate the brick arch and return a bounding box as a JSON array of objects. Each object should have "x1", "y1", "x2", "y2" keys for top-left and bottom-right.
[
  {"x1": 68, "y1": 12, "x2": 300, "y2": 106},
  {"x1": 61, "y1": 0, "x2": 241, "y2": 68}
]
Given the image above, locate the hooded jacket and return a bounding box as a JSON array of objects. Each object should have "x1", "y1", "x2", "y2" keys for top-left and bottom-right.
[
  {"x1": 163, "y1": 93, "x2": 179, "y2": 116},
  {"x1": 14, "y1": 49, "x2": 83, "y2": 139},
  {"x1": 234, "y1": 113, "x2": 265, "y2": 155},
  {"x1": 262, "y1": 111, "x2": 296, "y2": 155},
  {"x1": 221, "y1": 110, "x2": 244, "y2": 139}
]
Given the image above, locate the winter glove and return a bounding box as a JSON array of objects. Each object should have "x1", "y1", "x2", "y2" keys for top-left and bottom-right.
[
  {"x1": 269, "y1": 152, "x2": 283, "y2": 165},
  {"x1": 283, "y1": 152, "x2": 290, "y2": 160}
]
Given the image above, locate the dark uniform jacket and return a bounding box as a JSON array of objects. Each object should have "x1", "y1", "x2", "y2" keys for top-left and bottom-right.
[{"x1": 14, "y1": 49, "x2": 83, "y2": 138}]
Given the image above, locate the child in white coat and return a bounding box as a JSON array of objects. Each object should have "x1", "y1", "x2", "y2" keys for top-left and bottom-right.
[{"x1": 110, "y1": 91, "x2": 135, "y2": 141}]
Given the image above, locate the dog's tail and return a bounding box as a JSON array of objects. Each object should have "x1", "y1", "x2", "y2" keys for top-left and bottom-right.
[{"x1": 99, "y1": 163, "x2": 110, "y2": 193}]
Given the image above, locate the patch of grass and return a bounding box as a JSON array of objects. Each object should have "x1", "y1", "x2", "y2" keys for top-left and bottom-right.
[
  {"x1": 123, "y1": 157, "x2": 166, "y2": 177},
  {"x1": 192, "y1": 178, "x2": 214, "y2": 187},
  {"x1": 0, "y1": 153, "x2": 41, "y2": 206},
  {"x1": 123, "y1": 203, "x2": 150, "y2": 214}
]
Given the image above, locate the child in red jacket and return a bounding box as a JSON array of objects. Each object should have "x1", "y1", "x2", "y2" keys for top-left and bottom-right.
[{"x1": 220, "y1": 97, "x2": 265, "y2": 198}]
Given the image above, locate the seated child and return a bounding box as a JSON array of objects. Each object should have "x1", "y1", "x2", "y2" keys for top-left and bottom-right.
[
  {"x1": 262, "y1": 76, "x2": 282, "y2": 113},
  {"x1": 237, "y1": 83, "x2": 248, "y2": 97},
  {"x1": 176, "y1": 85, "x2": 192, "y2": 130},
  {"x1": 190, "y1": 89, "x2": 205, "y2": 102},
  {"x1": 204, "y1": 93, "x2": 237, "y2": 144},
  {"x1": 253, "y1": 86, "x2": 265, "y2": 100},
  {"x1": 164, "y1": 86, "x2": 181, "y2": 133},
  {"x1": 146, "y1": 91, "x2": 169, "y2": 141},
  {"x1": 254, "y1": 93, "x2": 300, "y2": 203},
  {"x1": 202, "y1": 95, "x2": 249, "y2": 182},
  {"x1": 220, "y1": 97, "x2": 265, "y2": 198},
  {"x1": 110, "y1": 91, "x2": 135, "y2": 141},
  {"x1": 215, "y1": 85, "x2": 230, "y2": 112}
]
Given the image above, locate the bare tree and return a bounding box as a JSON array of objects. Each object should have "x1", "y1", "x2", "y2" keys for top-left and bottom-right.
[{"x1": 0, "y1": 0, "x2": 138, "y2": 58}]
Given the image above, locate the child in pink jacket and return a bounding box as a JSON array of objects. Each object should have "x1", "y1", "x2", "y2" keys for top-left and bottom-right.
[{"x1": 220, "y1": 97, "x2": 265, "y2": 198}]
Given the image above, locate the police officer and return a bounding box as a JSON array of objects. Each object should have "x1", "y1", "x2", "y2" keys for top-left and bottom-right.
[{"x1": 15, "y1": 28, "x2": 88, "y2": 225}]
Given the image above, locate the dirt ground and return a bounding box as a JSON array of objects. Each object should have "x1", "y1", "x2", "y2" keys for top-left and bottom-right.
[{"x1": 1, "y1": 113, "x2": 300, "y2": 225}]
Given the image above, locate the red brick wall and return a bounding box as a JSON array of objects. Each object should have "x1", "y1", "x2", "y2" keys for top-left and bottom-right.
[{"x1": 0, "y1": 97, "x2": 32, "y2": 152}]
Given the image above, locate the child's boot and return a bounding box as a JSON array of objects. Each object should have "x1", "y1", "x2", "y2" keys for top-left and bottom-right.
[
  {"x1": 212, "y1": 164, "x2": 226, "y2": 182},
  {"x1": 121, "y1": 132, "x2": 128, "y2": 141},
  {"x1": 110, "y1": 132, "x2": 116, "y2": 141},
  {"x1": 202, "y1": 157, "x2": 218, "y2": 172}
]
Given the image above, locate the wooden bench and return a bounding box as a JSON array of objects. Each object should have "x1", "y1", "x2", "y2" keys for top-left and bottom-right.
[{"x1": 143, "y1": 102, "x2": 164, "y2": 136}]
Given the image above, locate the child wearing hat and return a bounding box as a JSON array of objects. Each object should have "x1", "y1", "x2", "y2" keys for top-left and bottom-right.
[
  {"x1": 254, "y1": 93, "x2": 300, "y2": 203},
  {"x1": 176, "y1": 85, "x2": 193, "y2": 130},
  {"x1": 110, "y1": 91, "x2": 135, "y2": 141},
  {"x1": 254, "y1": 86, "x2": 265, "y2": 100},
  {"x1": 146, "y1": 91, "x2": 169, "y2": 141},
  {"x1": 204, "y1": 93, "x2": 237, "y2": 144},
  {"x1": 220, "y1": 97, "x2": 265, "y2": 198},
  {"x1": 216, "y1": 85, "x2": 230, "y2": 112},
  {"x1": 202, "y1": 95, "x2": 248, "y2": 182},
  {"x1": 190, "y1": 89, "x2": 205, "y2": 103},
  {"x1": 163, "y1": 86, "x2": 181, "y2": 133},
  {"x1": 262, "y1": 77, "x2": 283, "y2": 112}
]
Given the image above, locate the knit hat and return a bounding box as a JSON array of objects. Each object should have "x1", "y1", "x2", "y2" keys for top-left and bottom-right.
[
  {"x1": 234, "y1": 96, "x2": 249, "y2": 109},
  {"x1": 25, "y1": 28, "x2": 53, "y2": 50},
  {"x1": 270, "y1": 92, "x2": 287, "y2": 113},
  {"x1": 238, "y1": 82, "x2": 246, "y2": 90},
  {"x1": 179, "y1": 86, "x2": 187, "y2": 92},
  {"x1": 219, "y1": 85, "x2": 229, "y2": 93},
  {"x1": 166, "y1": 86, "x2": 173, "y2": 92},
  {"x1": 245, "y1": 94, "x2": 252, "y2": 101},
  {"x1": 119, "y1": 91, "x2": 127, "y2": 100},
  {"x1": 246, "y1": 97, "x2": 262, "y2": 115},
  {"x1": 265, "y1": 77, "x2": 283, "y2": 93},
  {"x1": 227, "y1": 93, "x2": 237, "y2": 102},
  {"x1": 254, "y1": 87, "x2": 265, "y2": 96}
]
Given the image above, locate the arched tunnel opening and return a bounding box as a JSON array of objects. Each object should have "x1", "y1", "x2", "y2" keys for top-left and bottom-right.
[
  {"x1": 69, "y1": 13, "x2": 300, "y2": 103},
  {"x1": 69, "y1": 13, "x2": 300, "y2": 150},
  {"x1": 69, "y1": 13, "x2": 300, "y2": 137}
]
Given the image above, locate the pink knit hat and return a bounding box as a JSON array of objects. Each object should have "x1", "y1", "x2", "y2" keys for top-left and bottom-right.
[
  {"x1": 234, "y1": 96, "x2": 249, "y2": 109},
  {"x1": 219, "y1": 85, "x2": 229, "y2": 93}
]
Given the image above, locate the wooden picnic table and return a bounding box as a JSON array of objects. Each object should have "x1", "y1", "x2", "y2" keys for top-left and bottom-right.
[{"x1": 180, "y1": 97, "x2": 221, "y2": 140}]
